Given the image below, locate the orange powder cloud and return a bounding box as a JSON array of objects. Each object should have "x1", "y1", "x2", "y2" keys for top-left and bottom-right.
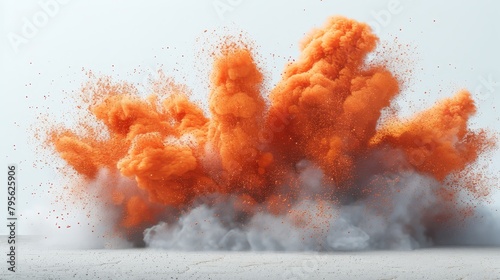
[{"x1": 49, "y1": 16, "x2": 495, "y2": 233}]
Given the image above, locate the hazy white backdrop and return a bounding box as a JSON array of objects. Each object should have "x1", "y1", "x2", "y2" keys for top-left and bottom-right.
[{"x1": 0, "y1": 0, "x2": 499, "y2": 236}]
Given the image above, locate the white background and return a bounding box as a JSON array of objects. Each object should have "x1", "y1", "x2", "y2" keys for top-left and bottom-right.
[{"x1": 1, "y1": 0, "x2": 499, "y2": 235}]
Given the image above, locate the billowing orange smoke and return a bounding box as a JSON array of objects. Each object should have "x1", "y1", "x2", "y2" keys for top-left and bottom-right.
[
  {"x1": 370, "y1": 90, "x2": 493, "y2": 181},
  {"x1": 49, "y1": 17, "x2": 494, "y2": 234},
  {"x1": 267, "y1": 17, "x2": 400, "y2": 187}
]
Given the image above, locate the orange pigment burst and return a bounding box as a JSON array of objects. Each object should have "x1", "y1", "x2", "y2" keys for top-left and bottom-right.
[{"x1": 49, "y1": 17, "x2": 495, "y2": 233}]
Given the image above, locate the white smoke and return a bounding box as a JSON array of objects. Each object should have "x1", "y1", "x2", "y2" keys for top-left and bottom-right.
[
  {"x1": 41, "y1": 161, "x2": 498, "y2": 251},
  {"x1": 143, "y1": 161, "x2": 492, "y2": 251},
  {"x1": 433, "y1": 203, "x2": 500, "y2": 246}
]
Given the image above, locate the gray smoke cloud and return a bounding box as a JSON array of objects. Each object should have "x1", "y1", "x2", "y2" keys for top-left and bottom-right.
[
  {"x1": 143, "y1": 161, "x2": 500, "y2": 251},
  {"x1": 38, "y1": 158, "x2": 496, "y2": 251}
]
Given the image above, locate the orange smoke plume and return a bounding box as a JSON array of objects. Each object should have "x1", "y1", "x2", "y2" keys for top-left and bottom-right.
[{"x1": 49, "y1": 17, "x2": 495, "y2": 236}]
